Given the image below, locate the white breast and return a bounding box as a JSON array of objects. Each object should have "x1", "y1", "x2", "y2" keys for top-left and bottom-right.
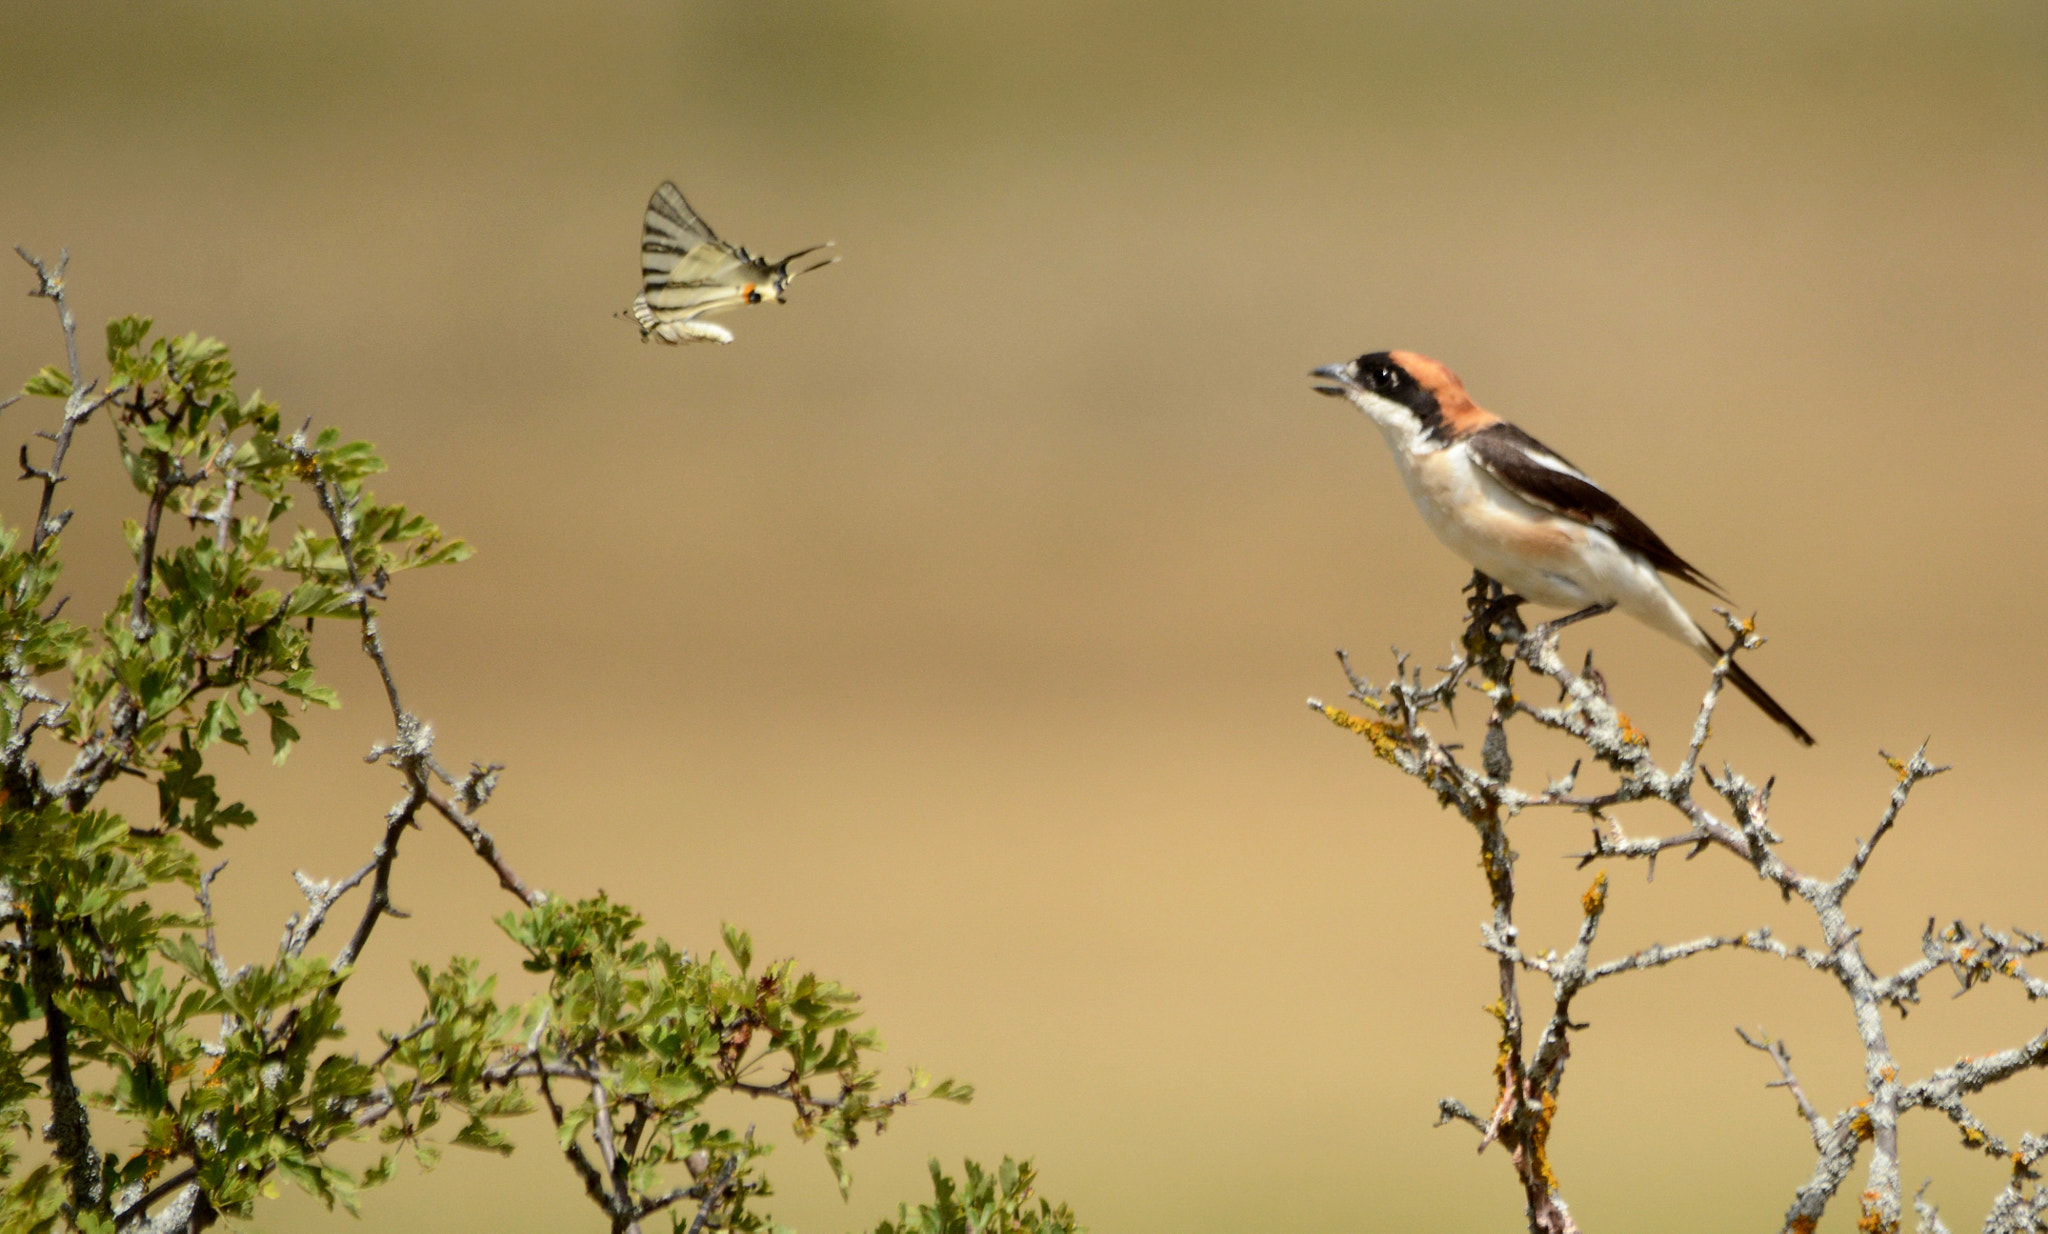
[{"x1": 1345, "y1": 398, "x2": 1713, "y2": 658}]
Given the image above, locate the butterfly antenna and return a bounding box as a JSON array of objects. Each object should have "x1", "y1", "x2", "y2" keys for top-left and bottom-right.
[{"x1": 792, "y1": 243, "x2": 840, "y2": 278}]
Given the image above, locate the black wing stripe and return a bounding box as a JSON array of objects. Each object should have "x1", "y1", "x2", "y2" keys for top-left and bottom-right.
[
  {"x1": 646, "y1": 182, "x2": 719, "y2": 244},
  {"x1": 1465, "y1": 423, "x2": 1726, "y2": 599}
]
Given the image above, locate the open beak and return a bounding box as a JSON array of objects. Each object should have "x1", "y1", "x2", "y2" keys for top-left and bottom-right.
[{"x1": 1310, "y1": 363, "x2": 1357, "y2": 397}]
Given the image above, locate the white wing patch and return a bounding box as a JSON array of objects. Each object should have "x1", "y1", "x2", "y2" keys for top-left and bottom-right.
[{"x1": 1507, "y1": 440, "x2": 1596, "y2": 485}]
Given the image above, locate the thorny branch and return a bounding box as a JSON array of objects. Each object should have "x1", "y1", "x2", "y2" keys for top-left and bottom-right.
[
  {"x1": 14, "y1": 247, "x2": 116, "y2": 557},
  {"x1": 291, "y1": 432, "x2": 542, "y2": 924},
  {"x1": 9, "y1": 248, "x2": 118, "y2": 1220},
  {"x1": 16, "y1": 259, "x2": 1025, "y2": 1234},
  {"x1": 5, "y1": 251, "x2": 124, "y2": 817},
  {"x1": 534, "y1": 1059, "x2": 616, "y2": 1216},
  {"x1": 6, "y1": 263, "x2": 543, "y2": 1231},
  {"x1": 1314, "y1": 571, "x2": 2043, "y2": 1234},
  {"x1": 1734, "y1": 1026, "x2": 1827, "y2": 1148},
  {"x1": 124, "y1": 436, "x2": 555, "y2": 1231},
  {"x1": 683, "y1": 1151, "x2": 745, "y2": 1234}
]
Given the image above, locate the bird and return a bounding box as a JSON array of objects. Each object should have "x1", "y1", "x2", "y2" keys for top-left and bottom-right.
[
  {"x1": 1310, "y1": 349, "x2": 1813, "y2": 745},
  {"x1": 629, "y1": 181, "x2": 836, "y2": 345}
]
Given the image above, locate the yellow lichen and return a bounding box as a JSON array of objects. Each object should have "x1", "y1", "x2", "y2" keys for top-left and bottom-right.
[
  {"x1": 1580, "y1": 872, "x2": 1608, "y2": 917},
  {"x1": 1316, "y1": 704, "x2": 1405, "y2": 766},
  {"x1": 1531, "y1": 1088, "x2": 1561, "y2": 1191},
  {"x1": 1615, "y1": 713, "x2": 1648, "y2": 746}
]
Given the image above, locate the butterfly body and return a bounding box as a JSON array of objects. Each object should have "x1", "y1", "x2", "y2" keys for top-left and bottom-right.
[{"x1": 630, "y1": 181, "x2": 835, "y2": 345}]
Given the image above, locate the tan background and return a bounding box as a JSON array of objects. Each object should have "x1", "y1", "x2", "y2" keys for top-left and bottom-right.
[{"x1": 3, "y1": 2, "x2": 2046, "y2": 1229}]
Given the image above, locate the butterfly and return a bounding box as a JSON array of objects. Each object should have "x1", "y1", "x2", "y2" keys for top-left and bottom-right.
[{"x1": 628, "y1": 181, "x2": 837, "y2": 345}]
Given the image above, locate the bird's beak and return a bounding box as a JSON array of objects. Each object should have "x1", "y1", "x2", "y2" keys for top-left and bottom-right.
[{"x1": 1310, "y1": 363, "x2": 1356, "y2": 397}]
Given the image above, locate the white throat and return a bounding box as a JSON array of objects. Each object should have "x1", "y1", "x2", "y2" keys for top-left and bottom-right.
[{"x1": 1348, "y1": 391, "x2": 1440, "y2": 457}]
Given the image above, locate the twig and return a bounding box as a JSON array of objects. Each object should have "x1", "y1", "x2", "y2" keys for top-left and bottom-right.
[
  {"x1": 425, "y1": 790, "x2": 542, "y2": 907},
  {"x1": 534, "y1": 1059, "x2": 616, "y2": 1216},
  {"x1": 682, "y1": 1152, "x2": 744, "y2": 1234},
  {"x1": 279, "y1": 856, "x2": 380, "y2": 961},
  {"x1": 1735, "y1": 1027, "x2": 1829, "y2": 1148},
  {"x1": 370, "y1": 1017, "x2": 440, "y2": 1071},
  {"x1": 589, "y1": 1066, "x2": 626, "y2": 1197},
  {"x1": 195, "y1": 860, "x2": 232, "y2": 982},
  {"x1": 14, "y1": 247, "x2": 117, "y2": 555},
  {"x1": 1833, "y1": 744, "x2": 1947, "y2": 899},
  {"x1": 332, "y1": 784, "x2": 426, "y2": 973},
  {"x1": 1912, "y1": 1181, "x2": 1952, "y2": 1234}
]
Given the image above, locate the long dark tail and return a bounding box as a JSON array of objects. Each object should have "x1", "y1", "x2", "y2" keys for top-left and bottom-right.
[{"x1": 1697, "y1": 625, "x2": 1815, "y2": 746}]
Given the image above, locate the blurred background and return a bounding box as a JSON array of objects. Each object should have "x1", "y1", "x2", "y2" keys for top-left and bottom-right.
[{"x1": 3, "y1": 1, "x2": 2045, "y2": 1229}]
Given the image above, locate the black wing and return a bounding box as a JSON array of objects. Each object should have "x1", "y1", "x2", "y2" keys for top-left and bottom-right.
[{"x1": 1464, "y1": 422, "x2": 1726, "y2": 600}]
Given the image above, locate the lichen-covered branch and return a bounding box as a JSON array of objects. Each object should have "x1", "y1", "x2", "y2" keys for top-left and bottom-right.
[{"x1": 1316, "y1": 572, "x2": 2041, "y2": 1234}]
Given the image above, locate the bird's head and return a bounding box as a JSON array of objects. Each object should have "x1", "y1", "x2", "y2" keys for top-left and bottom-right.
[{"x1": 1311, "y1": 350, "x2": 1484, "y2": 445}]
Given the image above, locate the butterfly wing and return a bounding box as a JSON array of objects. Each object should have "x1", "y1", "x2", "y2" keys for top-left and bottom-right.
[
  {"x1": 631, "y1": 181, "x2": 835, "y2": 344},
  {"x1": 637, "y1": 182, "x2": 777, "y2": 329},
  {"x1": 640, "y1": 182, "x2": 721, "y2": 285}
]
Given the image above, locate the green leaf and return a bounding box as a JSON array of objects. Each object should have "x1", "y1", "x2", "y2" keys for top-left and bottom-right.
[
  {"x1": 360, "y1": 1155, "x2": 397, "y2": 1189},
  {"x1": 262, "y1": 702, "x2": 301, "y2": 764},
  {"x1": 106, "y1": 314, "x2": 153, "y2": 355},
  {"x1": 22, "y1": 365, "x2": 71, "y2": 399},
  {"x1": 722, "y1": 924, "x2": 753, "y2": 976},
  {"x1": 452, "y1": 1117, "x2": 513, "y2": 1155}
]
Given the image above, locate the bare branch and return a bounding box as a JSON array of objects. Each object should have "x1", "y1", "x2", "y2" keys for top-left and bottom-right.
[
  {"x1": 533, "y1": 1060, "x2": 616, "y2": 1216},
  {"x1": 680, "y1": 1151, "x2": 743, "y2": 1234},
  {"x1": 588, "y1": 1067, "x2": 626, "y2": 1198},
  {"x1": 1672, "y1": 611, "x2": 1751, "y2": 790},
  {"x1": 1920, "y1": 921, "x2": 2048, "y2": 1002},
  {"x1": 331, "y1": 784, "x2": 427, "y2": 973},
  {"x1": 425, "y1": 790, "x2": 542, "y2": 907},
  {"x1": 1318, "y1": 579, "x2": 2042, "y2": 1233},
  {"x1": 1900, "y1": 1025, "x2": 2048, "y2": 1124},
  {"x1": 1912, "y1": 1181, "x2": 1952, "y2": 1234},
  {"x1": 1735, "y1": 1027, "x2": 1830, "y2": 1148},
  {"x1": 1435, "y1": 1097, "x2": 1488, "y2": 1134},
  {"x1": 194, "y1": 860, "x2": 231, "y2": 982},
  {"x1": 278, "y1": 856, "x2": 379, "y2": 961},
  {"x1": 14, "y1": 247, "x2": 118, "y2": 557},
  {"x1": 23, "y1": 916, "x2": 103, "y2": 1209},
  {"x1": 1833, "y1": 744, "x2": 1948, "y2": 900},
  {"x1": 113, "y1": 1174, "x2": 205, "y2": 1233}
]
